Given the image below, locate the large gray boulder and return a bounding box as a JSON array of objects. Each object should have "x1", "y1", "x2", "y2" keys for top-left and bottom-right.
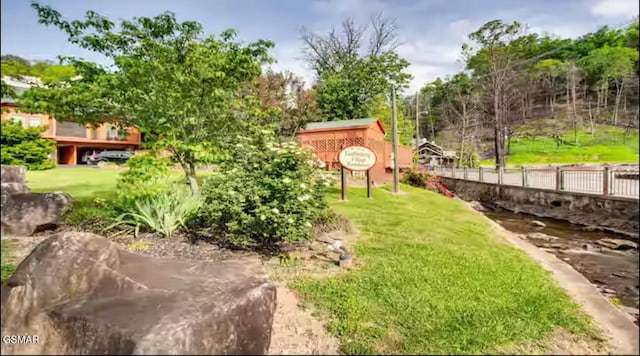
[
  {"x1": 0, "y1": 165, "x2": 30, "y2": 195},
  {"x1": 1, "y1": 232, "x2": 277, "y2": 355},
  {"x1": 1, "y1": 165, "x2": 27, "y2": 184},
  {"x1": 0, "y1": 192, "x2": 73, "y2": 236}
]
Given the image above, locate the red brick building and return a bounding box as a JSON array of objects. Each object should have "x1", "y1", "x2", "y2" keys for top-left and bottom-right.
[{"x1": 297, "y1": 118, "x2": 413, "y2": 184}]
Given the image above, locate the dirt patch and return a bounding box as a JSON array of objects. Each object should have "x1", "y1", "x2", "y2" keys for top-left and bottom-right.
[
  {"x1": 110, "y1": 232, "x2": 256, "y2": 261},
  {"x1": 498, "y1": 328, "x2": 611, "y2": 355},
  {"x1": 268, "y1": 286, "x2": 340, "y2": 355}
]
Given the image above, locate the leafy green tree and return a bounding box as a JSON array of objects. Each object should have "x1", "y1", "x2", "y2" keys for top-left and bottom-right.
[
  {"x1": 1, "y1": 80, "x2": 16, "y2": 99},
  {"x1": 579, "y1": 46, "x2": 638, "y2": 124},
  {"x1": 1, "y1": 121, "x2": 56, "y2": 170},
  {"x1": 22, "y1": 2, "x2": 274, "y2": 194},
  {"x1": 1, "y1": 61, "x2": 30, "y2": 78},
  {"x1": 1, "y1": 55, "x2": 75, "y2": 83},
  {"x1": 463, "y1": 20, "x2": 525, "y2": 168},
  {"x1": 241, "y1": 70, "x2": 320, "y2": 137},
  {"x1": 420, "y1": 78, "x2": 447, "y2": 142},
  {"x1": 532, "y1": 59, "x2": 568, "y2": 117},
  {"x1": 370, "y1": 94, "x2": 414, "y2": 146},
  {"x1": 302, "y1": 15, "x2": 411, "y2": 121}
]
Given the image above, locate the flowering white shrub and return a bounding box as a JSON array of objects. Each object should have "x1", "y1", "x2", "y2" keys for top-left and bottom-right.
[{"x1": 195, "y1": 128, "x2": 331, "y2": 249}]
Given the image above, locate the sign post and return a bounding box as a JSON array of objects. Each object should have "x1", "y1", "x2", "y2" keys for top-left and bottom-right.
[
  {"x1": 341, "y1": 167, "x2": 347, "y2": 201},
  {"x1": 338, "y1": 146, "x2": 377, "y2": 201}
]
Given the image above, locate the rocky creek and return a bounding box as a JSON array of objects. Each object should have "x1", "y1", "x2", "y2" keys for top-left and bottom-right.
[{"x1": 481, "y1": 207, "x2": 639, "y2": 325}]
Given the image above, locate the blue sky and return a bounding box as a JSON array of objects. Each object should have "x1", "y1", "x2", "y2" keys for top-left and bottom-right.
[{"x1": 1, "y1": 0, "x2": 638, "y2": 92}]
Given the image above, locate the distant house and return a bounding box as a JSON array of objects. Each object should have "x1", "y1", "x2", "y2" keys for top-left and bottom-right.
[
  {"x1": 297, "y1": 118, "x2": 413, "y2": 184},
  {"x1": 418, "y1": 140, "x2": 456, "y2": 167},
  {"x1": 1, "y1": 75, "x2": 142, "y2": 165}
]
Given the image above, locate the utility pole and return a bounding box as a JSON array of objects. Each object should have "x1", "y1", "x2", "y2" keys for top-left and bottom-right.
[
  {"x1": 415, "y1": 91, "x2": 420, "y2": 168},
  {"x1": 391, "y1": 86, "x2": 399, "y2": 193}
]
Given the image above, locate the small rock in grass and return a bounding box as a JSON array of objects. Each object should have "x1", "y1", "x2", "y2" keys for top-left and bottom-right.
[
  {"x1": 469, "y1": 201, "x2": 486, "y2": 212},
  {"x1": 603, "y1": 288, "x2": 617, "y2": 294}
]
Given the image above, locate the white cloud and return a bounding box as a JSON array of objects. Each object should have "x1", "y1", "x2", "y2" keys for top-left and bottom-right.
[
  {"x1": 268, "y1": 40, "x2": 316, "y2": 88},
  {"x1": 396, "y1": 39, "x2": 464, "y2": 93},
  {"x1": 590, "y1": 0, "x2": 639, "y2": 18},
  {"x1": 448, "y1": 19, "x2": 482, "y2": 41},
  {"x1": 310, "y1": 0, "x2": 386, "y2": 17},
  {"x1": 397, "y1": 40, "x2": 462, "y2": 66}
]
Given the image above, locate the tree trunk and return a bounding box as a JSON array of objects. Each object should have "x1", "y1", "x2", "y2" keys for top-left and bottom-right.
[
  {"x1": 570, "y1": 61, "x2": 578, "y2": 143},
  {"x1": 613, "y1": 79, "x2": 623, "y2": 126},
  {"x1": 588, "y1": 101, "x2": 595, "y2": 135},
  {"x1": 603, "y1": 83, "x2": 609, "y2": 122},
  {"x1": 173, "y1": 151, "x2": 201, "y2": 197},
  {"x1": 187, "y1": 161, "x2": 200, "y2": 197},
  {"x1": 458, "y1": 102, "x2": 467, "y2": 168},
  {"x1": 493, "y1": 80, "x2": 505, "y2": 169}
]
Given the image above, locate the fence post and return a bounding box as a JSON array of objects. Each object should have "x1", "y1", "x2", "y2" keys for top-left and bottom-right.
[
  {"x1": 463, "y1": 167, "x2": 468, "y2": 180},
  {"x1": 603, "y1": 166, "x2": 610, "y2": 196},
  {"x1": 479, "y1": 167, "x2": 484, "y2": 182},
  {"x1": 555, "y1": 166, "x2": 562, "y2": 191},
  {"x1": 498, "y1": 167, "x2": 504, "y2": 185},
  {"x1": 451, "y1": 164, "x2": 456, "y2": 179},
  {"x1": 521, "y1": 166, "x2": 527, "y2": 187}
]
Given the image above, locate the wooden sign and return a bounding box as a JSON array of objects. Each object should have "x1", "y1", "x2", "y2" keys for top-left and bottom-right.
[
  {"x1": 338, "y1": 146, "x2": 375, "y2": 200},
  {"x1": 338, "y1": 146, "x2": 376, "y2": 171}
]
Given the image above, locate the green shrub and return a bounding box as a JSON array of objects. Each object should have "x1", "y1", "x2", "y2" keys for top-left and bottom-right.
[
  {"x1": 64, "y1": 199, "x2": 119, "y2": 233},
  {"x1": 313, "y1": 209, "x2": 353, "y2": 236},
  {"x1": 114, "y1": 152, "x2": 173, "y2": 211},
  {"x1": 1, "y1": 121, "x2": 55, "y2": 170},
  {"x1": 401, "y1": 168, "x2": 441, "y2": 193},
  {"x1": 195, "y1": 128, "x2": 331, "y2": 249},
  {"x1": 108, "y1": 187, "x2": 201, "y2": 238}
]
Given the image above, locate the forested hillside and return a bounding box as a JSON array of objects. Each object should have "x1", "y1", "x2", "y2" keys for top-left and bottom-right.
[{"x1": 413, "y1": 20, "x2": 639, "y2": 167}]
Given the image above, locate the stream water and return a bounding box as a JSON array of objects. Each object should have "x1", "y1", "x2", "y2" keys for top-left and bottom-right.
[{"x1": 482, "y1": 208, "x2": 639, "y2": 321}]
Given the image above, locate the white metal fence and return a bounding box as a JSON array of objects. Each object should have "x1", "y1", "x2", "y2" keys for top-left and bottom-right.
[{"x1": 431, "y1": 165, "x2": 639, "y2": 199}]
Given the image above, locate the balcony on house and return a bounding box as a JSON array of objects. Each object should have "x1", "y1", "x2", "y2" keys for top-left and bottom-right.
[{"x1": 55, "y1": 121, "x2": 141, "y2": 144}]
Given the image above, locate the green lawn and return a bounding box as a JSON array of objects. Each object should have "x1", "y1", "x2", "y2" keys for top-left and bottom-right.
[
  {"x1": 293, "y1": 185, "x2": 594, "y2": 354},
  {"x1": 481, "y1": 126, "x2": 639, "y2": 166},
  {"x1": 26, "y1": 167, "x2": 214, "y2": 202},
  {"x1": 27, "y1": 168, "x2": 120, "y2": 202},
  {"x1": 21, "y1": 168, "x2": 595, "y2": 354}
]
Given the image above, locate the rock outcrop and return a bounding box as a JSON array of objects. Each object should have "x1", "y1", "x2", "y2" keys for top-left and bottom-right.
[
  {"x1": 1, "y1": 232, "x2": 277, "y2": 355},
  {"x1": 1, "y1": 192, "x2": 73, "y2": 236},
  {"x1": 0, "y1": 165, "x2": 73, "y2": 236},
  {"x1": 0, "y1": 166, "x2": 30, "y2": 195}
]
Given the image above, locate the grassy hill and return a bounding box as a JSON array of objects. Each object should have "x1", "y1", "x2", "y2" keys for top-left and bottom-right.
[{"x1": 480, "y1": 123, "x2": 639, "y2": 166}]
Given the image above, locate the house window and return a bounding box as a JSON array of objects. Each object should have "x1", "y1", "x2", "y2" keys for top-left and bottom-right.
[
  {"x1": 29, "y1": 118, "x2": 41, "y2": 127},
  {"x1": 10, "y1": 116, "x2": 23, "y2": 124}
]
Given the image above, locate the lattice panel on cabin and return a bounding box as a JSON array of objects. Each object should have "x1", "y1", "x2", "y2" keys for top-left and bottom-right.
[
  {"x1": 317, "y1": 139, "x2": 327, "y2": 152},
  {"x1": 327, "y1": 139, "x2": 336, "y2": 152},
  {"x1": 336, "y1": 138, "x2": 346, "y2": 150}
]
